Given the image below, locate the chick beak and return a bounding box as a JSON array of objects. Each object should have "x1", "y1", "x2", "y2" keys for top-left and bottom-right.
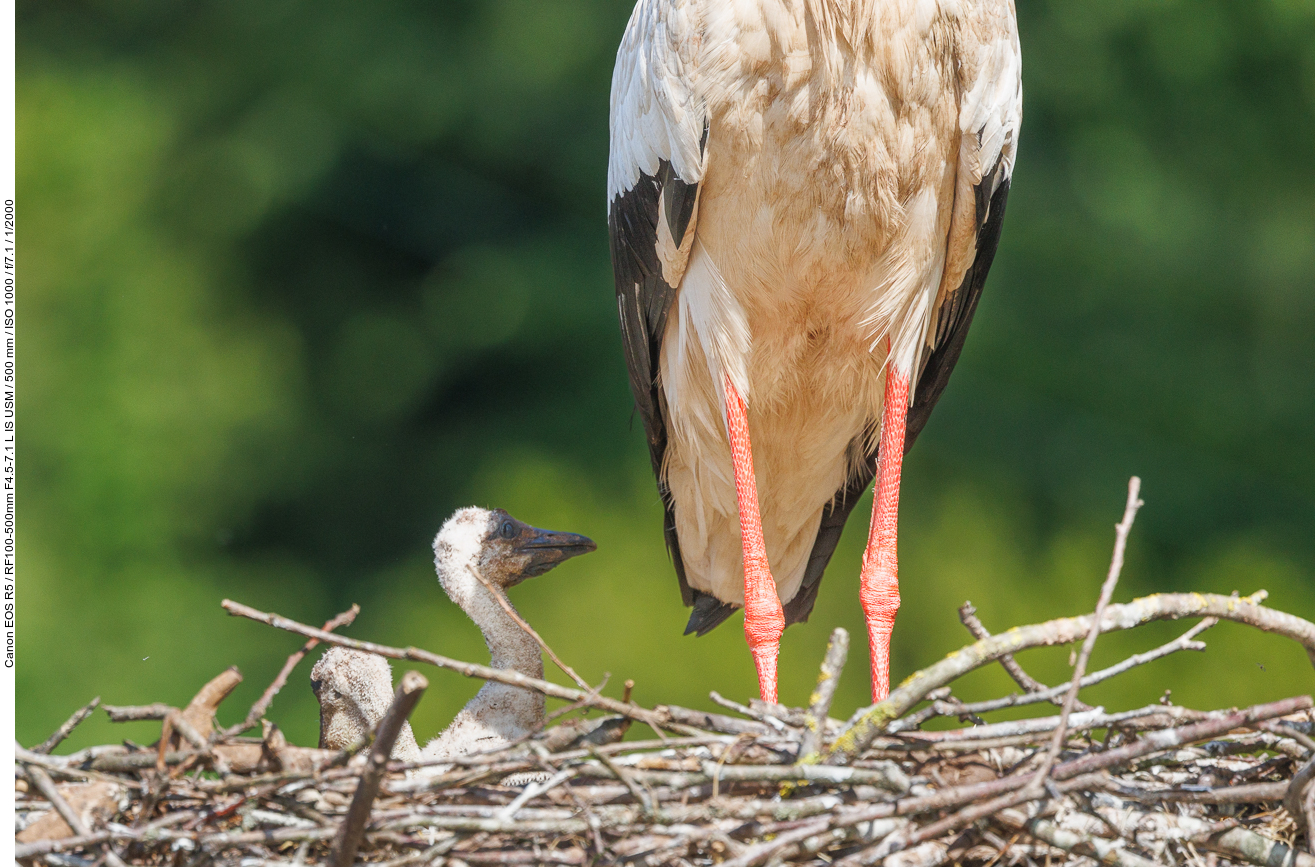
[{"x1": 516, "y1": 528, "x2": 597, "y2": 578}]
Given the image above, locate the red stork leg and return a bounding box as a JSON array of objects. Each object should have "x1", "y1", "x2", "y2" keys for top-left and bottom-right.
[
  {"x1": 724, "y1": 374, "x2": 785, "y2": 703},
  {"x1": 860, "y1": 364, "x2": 911, "y2": 702}
]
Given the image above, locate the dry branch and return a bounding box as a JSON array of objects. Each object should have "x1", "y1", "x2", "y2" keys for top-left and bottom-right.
[
  {"x1": 1037, "y1": 475, "x2": 1142, "y2": 783},
  {"x1": 224, "y1": 604, "x2": 359, "y2": 738},
  {"x1": 33, "y1": 697, "x2": 101, "y2": 755},
  {"x1": 328, "y1": 670, "x2": 428, "y2": 867},
  {"x1": 220, "y1": 599, "x2": 686, "y2": 734},
  {"x1": 959, "y1": 603, "x2": 1068, "y2": 707},
  {"x1": 827, "y1": 589, "x2": 1315, "y2": 764},
  {"x1": 799, "y1": 627, "x2": 849, "y2": 760}
]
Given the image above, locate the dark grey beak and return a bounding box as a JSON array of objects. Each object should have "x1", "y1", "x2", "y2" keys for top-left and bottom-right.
[{"x1": 516, "y1": 527, "x2": 597, "y2": 578}]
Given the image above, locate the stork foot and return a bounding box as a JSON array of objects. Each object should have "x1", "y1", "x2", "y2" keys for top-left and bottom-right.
[
  {"x1": 860, "y1": 564, "x2": 900, "y2": 702},
  {"x1": 744, "y1": 556, "x2": 785, "y2": 704}
]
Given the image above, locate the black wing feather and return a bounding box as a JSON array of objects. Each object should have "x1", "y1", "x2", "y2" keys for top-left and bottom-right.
[{"x1": 610, "y1": 161, "x2": 729, "y2": 633}]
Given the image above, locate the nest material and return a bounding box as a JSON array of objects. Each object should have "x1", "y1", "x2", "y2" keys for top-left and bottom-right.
[{"x1": 15, "y1": 485, "x2": 1315, "y2": 867}]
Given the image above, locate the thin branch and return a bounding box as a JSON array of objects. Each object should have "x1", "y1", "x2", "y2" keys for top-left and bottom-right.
[
  {"x1": 589, "y1": 745, "x2": 654, "y2": 813},
  {"x1": 466, "y1": 563, "x2": 591, "y2": 692},
  {"x1": 104, "y1": 703, "x2": 174, "y2": 722},
  {"x1": 929, "y1": 617, "x2": 1216, "y2": 720},
  {"x1": 897, "y1": 704, "x2": 1164, "y2": 745},
  {"x1": 1103, "y1": 779, "x2": 1288, "y2": 804},
  {"x1": 33, "y1": 697, "x2": 101, "y2": 755},
  {"x1": 223, "y1": 604, "x2": 360, "y2": 738},
  {"x1": 1035, "y1": 475, "x2": 1143, "y2": 784},
  {"x1": 1284, "y1": 756, "x2": 1315, "y2": 831},
  {"x1": 179, "y1": 666, "x2": 243, "y2": 739},
  {"x1": 656, "y1": 703, "x2": 775, "y2": 738},
  {"x1": 21, "y1": 753, "x2": 129, "y2": 867},
  {"x1": 222, "y1": 598, "x2": 681, "y2": 733},
  {"x1": 166, "y1": 708, "x2": 210, "y2": 752},
  {"x1": 799, "y1": 628, "x2": 849, "y2": 760},
  {"x1": 854, "y1": 696, "x2": 1311, "y2": 859},
  {"x1": 959, "y1": 602, "x2": 1073, "y2": 707},
  {"x1": 825, "y1": 589, "x2": 1315, "y2": 763},
  {"x1": 1055, "y1": 695, "x2": 1310, "y2": 779},
  {"x1": 710, "y1": 690, "x2": 790, "y2": 733},
  {"x1": 1261, "y1": 719, "x2": 1315, "y2": 755},
  {"x1": 328, "y1": 670, "x2": 428, "y2": 867},
  {"x1": 995, "y1": 808, "x2": 1159, "y2": 867}
]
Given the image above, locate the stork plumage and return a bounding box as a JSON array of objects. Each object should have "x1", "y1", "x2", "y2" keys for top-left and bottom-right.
[{"x1": 608, "y1": 0, "x2": 1021, "y2": 702}]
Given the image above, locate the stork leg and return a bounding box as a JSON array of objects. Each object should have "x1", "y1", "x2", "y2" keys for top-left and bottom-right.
[
  {"x1": 860, "y1": 364, "x2": 910, "y2": 702},
  {"x1": 723, "y1": 374, "x2": 785, "y2": 704}
]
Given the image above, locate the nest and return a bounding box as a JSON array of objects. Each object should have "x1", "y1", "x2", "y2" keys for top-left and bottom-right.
[{"x1": 16, "y1": 482, "x2": 1315, "y2": 867}]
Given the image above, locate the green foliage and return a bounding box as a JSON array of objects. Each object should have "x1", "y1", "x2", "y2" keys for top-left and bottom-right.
[{"x1": 17, "y1": 0, "x2": 1315, "y2": 752}]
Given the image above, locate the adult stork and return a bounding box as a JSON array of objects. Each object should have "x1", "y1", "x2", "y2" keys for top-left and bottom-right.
[{"x1": 608, "y1": 0, "x2": 1021, "y2": 702}]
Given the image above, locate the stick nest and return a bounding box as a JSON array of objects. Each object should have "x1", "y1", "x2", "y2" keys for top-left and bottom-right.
[{"x1": 16, "y1": 484, "x2": 1315, "y2": 867}]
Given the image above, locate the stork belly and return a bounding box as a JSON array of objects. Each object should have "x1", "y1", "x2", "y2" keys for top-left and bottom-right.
[{"x1": 660, "y1": 275, "x2": 888, "y2": 607}]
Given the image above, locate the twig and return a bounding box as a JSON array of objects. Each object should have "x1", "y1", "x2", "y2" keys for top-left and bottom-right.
[
  {"x1": 698, "y1": 760, "x2": 909, "y2": 792},
  {"x1": 23, "y1": 760, "x2": 94, "y2": 836},
  {"x1": 709, "y1": 691, "x2": 789, "y2": 733},
  {"x1": 376, "y1": 836, "x2": 460, "y2": 867},
  {"x1": 222, "y1": 599, "x2": 679, "y2": 732},
  {"x1": 959, "y1": 602, "x2": 1074, "y2": 707},
  {"x1": 861, "y1": 696, "x2": 1311, "y2": 859},
  {"x1": 799, "y1": 628, "x2": 849, "y2": 760},
  {"x1": 897, "y1": 704, "x2": 1162, "y2": 744},
  {"x1": 179, "y1": 666, "x2": 243, "y2": 739},
  {"x1": 655, "y1": 704, "x2": 775, "y2": 738},
  {"x1": 930, "y1": 617, "x2": 1216, "y2": 720},
  {"x1": 1054, "y1": 696, "x2": 1311, "y2": 780},
  {"x1": 34, "y1": 698, "x2": 102, "y2": 755},
  {"x1": 837, "y1": 836, "x2": 955, "y2": 867},
  {"x1": 721, "y1": 818, "x2": 835, "y2": 867},
  {"x1": 466, "y1": 562, "x2": 590, "y2": 691},
  {"x1": 544, "y1": 674, "x2": 611, "y2": 726},
  {"x1": 15, "y1": 830, "x2": 113, "y2": 859},
  {"x1": 495, "y1": 767, "x2": 577, "y2": 822},
  {"x1": 1285, "y1": 756, "x2": 1315, "y2": 831},
  {"x1": 1103, "y1": 779, "x2": 1288, "y2": 804},
  {"x1": 14, "y1": 745, "x2": 143, "y2": 787},
  {"x1": 1262, "y1": 720, "x2": 1315, "y2": 755},
  {"x1": 166, "y1": 708, "x2": 211, "y2": 752},
  {"x1": 995, "y1": 808, "x2": 1158, "y2": 867},
  {"x1": 1206, "y1": 827, "x2": 1313, "y2": 867},
  {"x1": 328, "y1": 670, "x2": 428, "y2": 867},
  {"x1": 589, "y1": 746, "x2": 654, "y2": 813},
  {"x1": 825, "y1": 589, "x2": 1315, "y2": 764},
  {"x1": 1033, "y1": 475, "x2": 1142, "y2": 786},
  {"x1": 224, "y1": 604, "x2": 360, "y2": 738},
  {"x1": 103, "y1": 703, "x2": 174, "y2": 722},
  {"x1": 22, "y1": 755, "x2": 129, "y2": 867},
  {"x1": 1092, "y1": 800, "x2": 1315, "y2": 867}
]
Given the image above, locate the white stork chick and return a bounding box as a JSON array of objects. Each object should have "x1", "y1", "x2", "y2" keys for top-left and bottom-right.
[
  {"x1": 311, "y1": 507, "x2": 596, "y2": 759},
  {"x1": 609, "y1": 0, "x2": 1021, "y2": 702}
]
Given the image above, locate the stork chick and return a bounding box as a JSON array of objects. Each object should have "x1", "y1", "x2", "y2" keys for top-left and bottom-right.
[{"x1": 311, "y1": 507, "x2": 595, "y2": 759}]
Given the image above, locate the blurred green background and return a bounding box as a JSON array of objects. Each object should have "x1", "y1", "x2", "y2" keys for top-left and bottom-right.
[{"x1": 17, "y1": 0, "x2": 1315, "y2": 753}]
